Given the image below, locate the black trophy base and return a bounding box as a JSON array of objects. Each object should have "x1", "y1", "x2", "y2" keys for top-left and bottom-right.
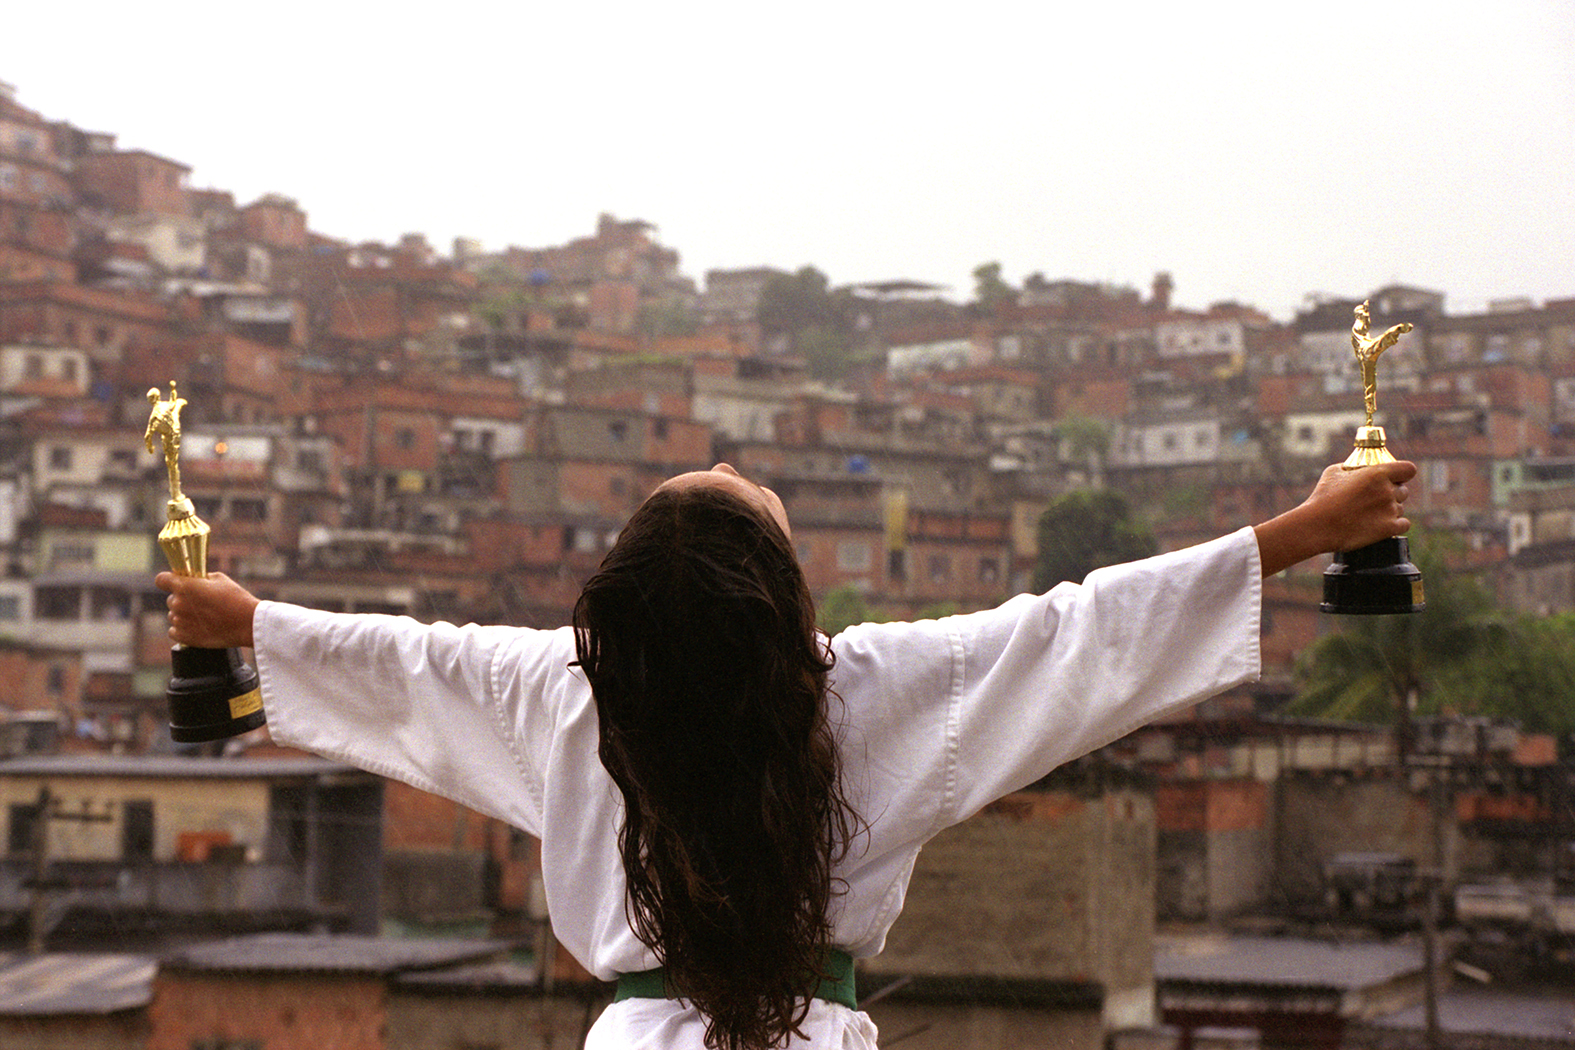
[
  {"x1": 1320, "y1": 536, "x2": 1425, "y2": 615},
  {"x1": 168, "y1": 644, "x2": 266, "y2": 743}
]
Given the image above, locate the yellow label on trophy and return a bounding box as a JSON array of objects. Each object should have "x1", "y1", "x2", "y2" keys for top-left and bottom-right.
[{"x1": 228, "y1": 688, "x2": 264, "y2": 719}]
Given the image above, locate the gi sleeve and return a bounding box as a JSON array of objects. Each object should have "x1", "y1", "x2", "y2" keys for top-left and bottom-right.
[
  {"x1": 944, "y1": 526, "x2": 1262, "y2": 822},
  {"x1": 253, "y1": 601, "x2": 552, "y2": 835},
  {"x1": 832, "y1": 527, "x2": 1262, "y2": 848}
]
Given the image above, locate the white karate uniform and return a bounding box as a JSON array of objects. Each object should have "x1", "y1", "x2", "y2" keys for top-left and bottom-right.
[{"x1": 254, "y1": 527, "x2": 1263, "y2": 1048}]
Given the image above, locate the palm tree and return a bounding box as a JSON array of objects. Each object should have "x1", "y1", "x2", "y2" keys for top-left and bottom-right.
[{"x1": 1289, "y1": 532, "x2": 1503, "y2": 757}]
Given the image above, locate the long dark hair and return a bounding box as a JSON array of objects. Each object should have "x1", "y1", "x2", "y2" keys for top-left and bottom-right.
[{"x1": 573, "y1": 483, "x2": 858, "y2": 1050}]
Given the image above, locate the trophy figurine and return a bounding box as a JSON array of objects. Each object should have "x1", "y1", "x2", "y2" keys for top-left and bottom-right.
[
  {"x1": 1320, "y1": 302, "x2": 1426, "y2": 615},
  {"x1": 146, "y1": 382, "x2": 267, "y2": 741}
]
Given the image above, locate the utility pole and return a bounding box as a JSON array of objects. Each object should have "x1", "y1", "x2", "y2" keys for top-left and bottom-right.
[
  {"x1": 24, "y1": 784, "x2": 116, "y2": 954},
  {"x1": 1423, "y1": 761, "x2": 1448, "y2": 1050},
  {"x1": 26, "y1": 786, "x2": 50, "y2": 955}
]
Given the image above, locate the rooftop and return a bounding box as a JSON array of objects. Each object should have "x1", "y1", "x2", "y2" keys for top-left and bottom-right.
[
  {"x1": 1365, "y1": 986, "x2": 1575, "y2": 1040},
  {"x1": 0, "y1": 754, "x2": 363, "y2": 780},
  {"x1": 165, "y1": 933, "x2": 515, "y2": 975},
  {"x1": 1154, "y1": 934, "x2": 1422, "y2": 990},
  {"x1": 0, "y1": 952, "x2": 155, "y2": 1015}
]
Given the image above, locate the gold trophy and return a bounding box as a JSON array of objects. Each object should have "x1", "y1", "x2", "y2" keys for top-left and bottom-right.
[
  {"x1": 1320, "y1": 302, "x2": 1425, "y2": 614},
  {"x1": 146, "y1": 382, "x2": 267, "y2": 741}
]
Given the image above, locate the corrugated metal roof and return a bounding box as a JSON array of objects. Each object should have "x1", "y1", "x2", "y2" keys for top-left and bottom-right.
[
  {"x1": 0, "y1": 952, "x2": 155, "y2": 1015},
  {"x1": 1367, "y1": 987, "x2": 1575, "y2": 1039},
  {"x1": 393, "y1": 958, "x2": 540, "y2": 990},
  {"x1": 166, "y1": 934, "x2": 514, "y2": 975},
  {"x1": 1154, "y1": 934, "x2": 1422, "y2": 990},
  {"x1": 0, "y1": 755, "x2": 363, "y2": 779}
]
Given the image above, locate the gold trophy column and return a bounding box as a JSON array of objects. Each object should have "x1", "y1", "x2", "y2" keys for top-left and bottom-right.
[
  {"x1": 1319, "y1": 303, "x2": 1425, "y2": 614},
  {"x1": 147, "y1": 382, "x2": 266, "y2": 741}
]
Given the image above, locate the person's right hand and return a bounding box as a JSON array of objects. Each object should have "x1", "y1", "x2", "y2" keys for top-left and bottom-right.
[
  {"x1": 156, "y1": 572, "x2": 259, "y2": 649},
  {"x1": 1253, "y1": 460, "x2": 1416, "y2": 577}
]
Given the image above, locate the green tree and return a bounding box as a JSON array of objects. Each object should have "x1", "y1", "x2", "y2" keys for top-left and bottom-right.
[
  {"x1": 971, "y1": 261, "x2": 1016, "y2": 315},
  {"x1": 756, "y1": 266, "x2": 858, "y2": 380},
  {"x1": 1053, "y1": 415, "x2": 1112, "y2": 463},
  {"x1": 1032, "y1": 488, "x2": 1157, "y2": 591},
  {"x1": 1289, "y1": 533, "x2": 1504, "y2": 743},
  {"x1": 818, "y1": 585, "x2": 887, "y2": 636},
  {"x1": 1430, "y1": 611, "x2": 1575, "y2": 741},
  {"x1": 637, "y1": 293, "x2": 700, "y2": 338}
]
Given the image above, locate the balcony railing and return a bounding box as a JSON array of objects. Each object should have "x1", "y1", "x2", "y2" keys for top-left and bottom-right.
[{"x1": 0, "y1": 858, "x2": 318, "y2": 916}]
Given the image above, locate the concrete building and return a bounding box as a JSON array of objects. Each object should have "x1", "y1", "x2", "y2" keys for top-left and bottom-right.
[
  {"x1": 1154, "y1": 934, "x2": 1426, "y2": 1050},
  {"x1": 865, "y1": 772, "x2": 1162, "y2": 1045},
  {"x1": 0, "y1": 756, "x2": 384, "y2": 948}
]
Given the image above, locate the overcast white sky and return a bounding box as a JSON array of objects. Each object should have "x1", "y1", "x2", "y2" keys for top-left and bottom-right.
[{"x1": 5, "y1": 1, "x2": 1572, "y2": 319}]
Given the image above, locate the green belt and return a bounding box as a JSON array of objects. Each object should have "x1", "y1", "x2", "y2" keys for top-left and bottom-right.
[{"x1": 615, "y1": 948, "x2": 856, "y2": 1011}]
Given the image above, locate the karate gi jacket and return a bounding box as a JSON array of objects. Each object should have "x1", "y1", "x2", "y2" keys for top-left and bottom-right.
[{"x1": 254, "y1": 526, "x2": 1264, "y2": 1048}]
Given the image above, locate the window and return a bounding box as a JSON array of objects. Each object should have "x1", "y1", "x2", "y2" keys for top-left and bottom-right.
[
  {"x1": 48, "y1": 446, "x2": 72, "y2": 470},
  {"x1": 230, "y1": 499, "x2": 267, "y2": 522},
  {"x1": 90, "y1": 589, "x2": 129, "y2": 621},
  {"x1": 35, "y1": 586, "x2": 80, "y2": 620},
  {"x1": 571, "y1": 528, "x2": 599, "y2": 553},
  {"x1": 8, "y1": 802, "x2": 41, "y2": 854},
  {"x1": 47, "y1": 664, "x2": 66, "y2": 696},
  {"x1": 978, "y1": 557, "x2": 1000, "y2": 584},
  {"x1": 49, "y1": 542, "x2": 94, "y2": 568},
  {"x1": 0, "y1": 595, "x2": 19, "y2": 620},
  {"x1": 393, "y1": 427, "x2": 416, "y2": 450},
  {"x1": 928, "y1": 554, "x2": 951, "y2": 583},
  {"x1": 836, "y1": 541, "x2": 871, "y2": 572}
]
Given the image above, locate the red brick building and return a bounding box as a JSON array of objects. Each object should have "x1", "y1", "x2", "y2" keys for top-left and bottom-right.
[
  {"x1": 74, "y1": 149, "x2": 190, "y2": 216},
  {"x1": 0, "y1": 280, "x2": 172, "y2": 364},
  {"x1": 0, "y1": 200, "x2": 73, "y2": 282},
  {"x1": 239, "y1": 193, "x2": 307, "y2": 250},
  {"x1": 0, "y1": 88, "x2": 73, "y2": 209},
  {"x1": 0, "y1": 640, "x2": 84, "y2": 719}
]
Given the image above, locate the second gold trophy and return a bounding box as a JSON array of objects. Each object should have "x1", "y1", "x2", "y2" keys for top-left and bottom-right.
[
  {"x1": 146, "y1": 382, "x2": 267, "y2": 742},
  {"x1": 1319, "y1": 302, "x2": 1426, "y2": 615}
]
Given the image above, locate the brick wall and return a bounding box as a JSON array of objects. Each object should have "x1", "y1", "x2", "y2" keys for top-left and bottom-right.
[
  {"x1": 148, "y1": 971, "x2": 385, "y2": 1050},
  {"x1": 1274, "y1": 772, "x2": 1448, "y2": 903},
  {"x1": 870, "y1": 785, "x2": 1156, "y2": 1018}
]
